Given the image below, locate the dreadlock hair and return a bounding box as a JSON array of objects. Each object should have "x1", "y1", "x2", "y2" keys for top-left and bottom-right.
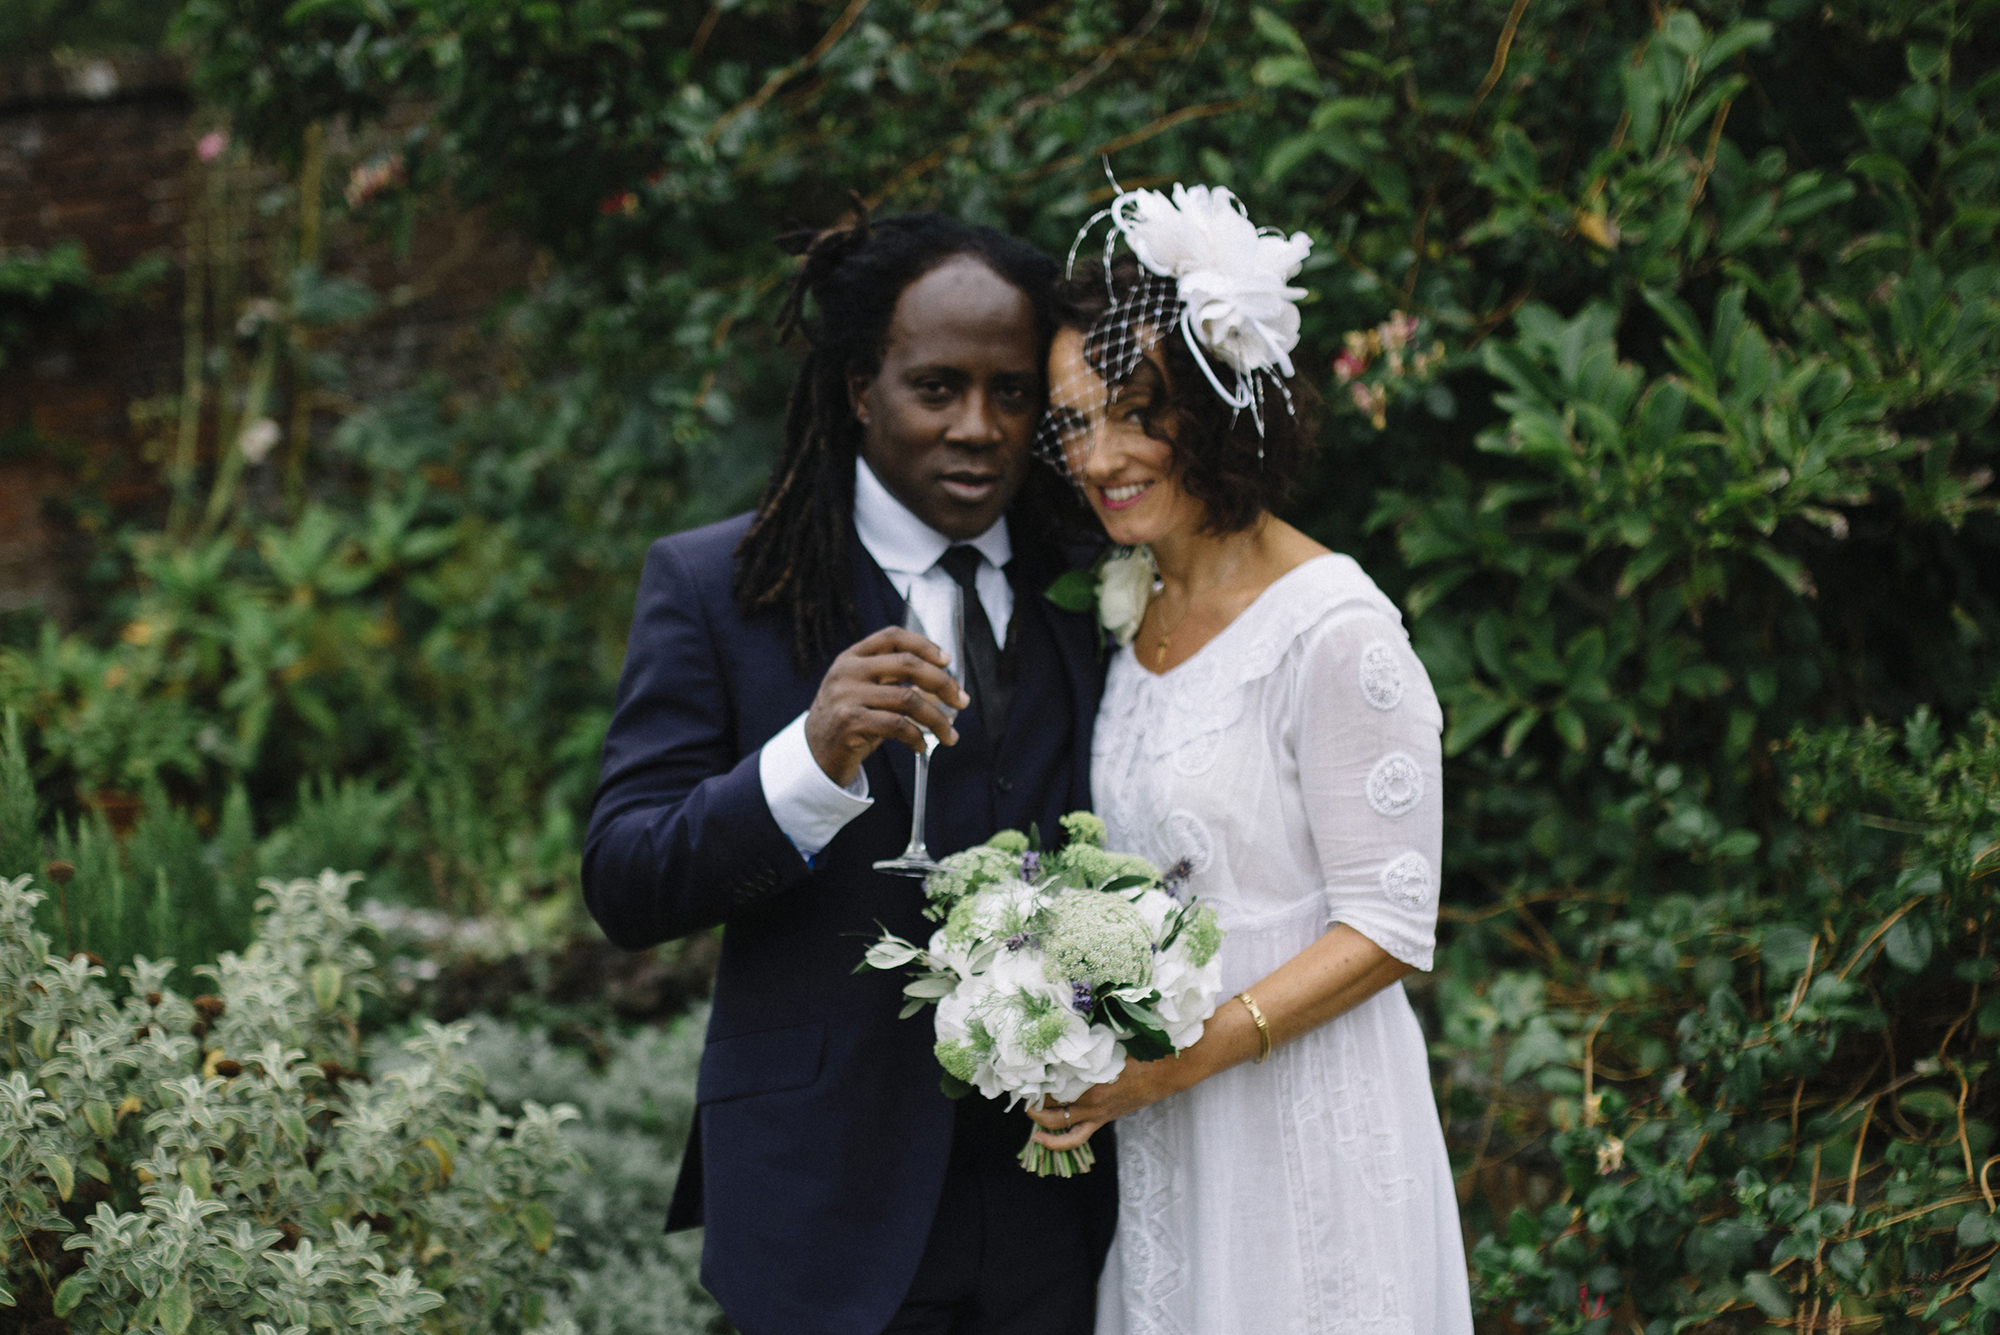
[
  {"x1": 1052, "y1": 254, "x2": 1317, "y2": 535},
  {"x1": 734, "y1": 210, "x2": 1077, "y2": 668}
]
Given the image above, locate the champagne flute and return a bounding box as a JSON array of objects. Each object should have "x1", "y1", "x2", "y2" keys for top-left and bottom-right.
[{"x1": 873, "y1": 583, "x2": 964, "y2": 877}]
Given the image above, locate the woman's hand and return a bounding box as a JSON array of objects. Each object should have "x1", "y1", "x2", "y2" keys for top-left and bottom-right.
[
  {"x1": 1022, "y1": 1054, "x2": 1197, "y2": 1153},
  {"x1": 1021, "y1": 925, "x2": 1418, "y2": 1153}
]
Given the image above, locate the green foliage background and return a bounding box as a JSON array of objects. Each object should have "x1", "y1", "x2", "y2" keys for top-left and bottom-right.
[{"x1": 1, "y1": 0, "x2": 1998, "y2": 1330}]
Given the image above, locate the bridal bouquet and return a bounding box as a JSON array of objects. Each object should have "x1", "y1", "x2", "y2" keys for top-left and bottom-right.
[{"x1": 860, "y1": 812, "x2": 1224, "y2": 1177}]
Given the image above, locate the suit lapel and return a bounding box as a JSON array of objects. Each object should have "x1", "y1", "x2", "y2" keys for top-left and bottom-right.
[{"x1": 1011, "y1": 546, "x2": 1102, "y2": 805}]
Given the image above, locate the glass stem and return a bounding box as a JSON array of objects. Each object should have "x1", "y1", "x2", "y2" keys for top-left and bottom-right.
[{"x1": 907, "y1": 748, "x2": 931, "y2": 859}]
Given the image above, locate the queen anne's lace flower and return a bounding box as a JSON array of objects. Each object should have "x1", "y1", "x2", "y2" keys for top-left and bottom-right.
[{"x1": 1045, "y1": 893, "x2": 1153, "y2": 990}]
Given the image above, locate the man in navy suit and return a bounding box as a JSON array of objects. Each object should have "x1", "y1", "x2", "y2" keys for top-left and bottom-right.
[{"x1": 583, "y1": 213, "x2": 1113, "y2": 1335}]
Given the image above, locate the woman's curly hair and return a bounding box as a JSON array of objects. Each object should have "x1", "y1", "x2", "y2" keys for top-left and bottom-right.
[{"x1": 1051, "y1": 254, "x2": 1315, "y2": 534}]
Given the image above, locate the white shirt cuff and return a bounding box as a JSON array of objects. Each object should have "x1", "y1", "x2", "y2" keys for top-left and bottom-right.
[{"x1": 759, "y1": 711, "x2": 872, "y2": 860}]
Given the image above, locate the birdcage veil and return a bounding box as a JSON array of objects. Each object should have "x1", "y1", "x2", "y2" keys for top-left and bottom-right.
[
  {"x1": 1033, "y1": 262, "x2": 1183, "y2": 480},
  {"x1": 1035, "y1": 178, "x2": 1313, "y2": 484}
]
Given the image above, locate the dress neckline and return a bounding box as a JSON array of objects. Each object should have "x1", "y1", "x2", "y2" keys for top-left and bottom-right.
[{"x1": 1127, "y1": 553, "x2": 1340, "y2": 680}]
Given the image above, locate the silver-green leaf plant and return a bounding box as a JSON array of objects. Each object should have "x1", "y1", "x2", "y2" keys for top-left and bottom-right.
[{"x1": 1, "y1": 869, "x2": 581, "y2": 1334}]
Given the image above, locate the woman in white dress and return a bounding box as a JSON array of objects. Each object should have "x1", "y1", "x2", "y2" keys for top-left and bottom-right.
[{"x1": 1023, "y1": 187, "x2": 1475, "y2": 1335}]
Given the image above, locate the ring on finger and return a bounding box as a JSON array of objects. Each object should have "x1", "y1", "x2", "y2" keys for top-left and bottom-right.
[{"x1": 1063, "y1": 1106, "x2": 1072, "y2": 1129}]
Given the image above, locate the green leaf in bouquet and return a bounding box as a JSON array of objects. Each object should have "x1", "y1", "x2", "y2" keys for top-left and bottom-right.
[
  {"x1": 903, "y1": 974, "x2": 956, "y2": 1000},
  {"x1": 898, "y1": 998, "x2": 929, "y2": 1019},
  {"x1": 939, "y1": 1072, "x2": 972, "y2": 1100},
  {"x1": 1119, "y1": 1026, "x2": 1176, "y2": 1063},
  {"x1": 1103, "y1": 994, "x2": 1175, "y2": 1062},
  {"x1": 860, "y1": 934, "x2": 923, "y2": 972},
  {"x1": 1099, "y1": 874, "x2": 1152, "y2": 894}
]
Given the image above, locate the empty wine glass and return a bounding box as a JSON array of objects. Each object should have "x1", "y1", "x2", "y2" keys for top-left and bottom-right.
[{"x1": 873, "y1": 583, "x2": 964, "y2": 877}]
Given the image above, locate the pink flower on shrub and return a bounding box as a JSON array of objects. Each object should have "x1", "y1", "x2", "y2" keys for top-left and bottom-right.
[
  {"x1": 1377, "y1": 310, "x2": 1419, "y2": 352},
  {"x1": 1333, "y1": 349, "x2": 1368, "y2": 383},
  {"x1": 1350, "y1": 381, "x2": 1387, "y2": 429},
  {"x1": 1578, "y1": 1284, "x2": 1608, "y2": 1319},
  {"x1": 197, "y1": 130, "x2": 229, "y2": 162},
  {"x1": 345, "y1": 152, "x2": 407, "y2": 209},
  {"x1": 600, "y1": 191, "x2": 640, "y2": 216}
]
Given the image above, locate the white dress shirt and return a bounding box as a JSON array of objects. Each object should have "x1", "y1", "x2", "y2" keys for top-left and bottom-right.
[{"x1": 757, "y1": 456, "x2": 1014, "y2": 858}]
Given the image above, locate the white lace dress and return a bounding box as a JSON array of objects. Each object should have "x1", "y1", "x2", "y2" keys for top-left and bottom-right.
[{"x1": 1092, "y1": 554, "x2": 1473, "y2": 1335}]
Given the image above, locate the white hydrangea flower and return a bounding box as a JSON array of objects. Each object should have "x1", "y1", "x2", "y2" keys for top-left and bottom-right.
[{"x1": 860, "y1": 817, "x2": 1228, "y2": 1168}]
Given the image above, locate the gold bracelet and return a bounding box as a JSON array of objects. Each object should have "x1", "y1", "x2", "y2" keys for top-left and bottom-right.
[{"x1": 1236, "y1": 991, "x2": 1272, "y2": 1064}]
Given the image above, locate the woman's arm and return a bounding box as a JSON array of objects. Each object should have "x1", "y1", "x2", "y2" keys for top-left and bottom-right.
[
  {"x1": 1029, "y1": 602, "x2": 1443, "y2": 1148},
  {"x1": 1026, "y1": 923, "x2": 1412, "y2": 1149}
]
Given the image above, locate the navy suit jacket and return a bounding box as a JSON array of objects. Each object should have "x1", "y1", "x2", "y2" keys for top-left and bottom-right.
[{"x1": 583, "y1": 511, "x2": 1111, "y2": 1335}]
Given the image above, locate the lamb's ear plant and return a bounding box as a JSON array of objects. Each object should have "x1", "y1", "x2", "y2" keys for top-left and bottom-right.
[{"x1": 0, "y1": 868, "x2": 581, "y2": 1334}]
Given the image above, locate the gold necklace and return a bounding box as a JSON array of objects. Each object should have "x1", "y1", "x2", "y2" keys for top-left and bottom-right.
[
  {"x1": 1151, "y1": 582, "x2": 1186, "y2": 669},
  {"x1": 1149, "y1": 530, "x2": 1261, "y2": 669}
]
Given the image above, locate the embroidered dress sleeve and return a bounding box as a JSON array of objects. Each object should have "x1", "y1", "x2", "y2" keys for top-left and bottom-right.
[{"x1": 1292, "y1": 606, "x2": 1445, "y2": 971}]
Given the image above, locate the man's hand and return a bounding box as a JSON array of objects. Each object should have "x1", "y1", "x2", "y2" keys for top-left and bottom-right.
[{"x1": 805, "y1": 627, "x2": 970, "y2": 788}]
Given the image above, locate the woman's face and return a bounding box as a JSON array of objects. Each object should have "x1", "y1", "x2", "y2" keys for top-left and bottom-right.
[
  {"x1": 1045, "y1": 327, "x2": 1206, "y2": 548},
  {"x1": 849, "y1": 255, "x2": 1040, "y2": 541}
]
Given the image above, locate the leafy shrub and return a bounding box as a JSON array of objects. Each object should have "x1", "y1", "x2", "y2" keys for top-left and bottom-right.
[
  {"x1": 0, "y1": 869, "x2": 581, "y2": 1333},
  {"x1": 0, "y1": 242, "x2": 166, "y2": 370},
  {"x1": 448, "y1": 1013, "x2": 726, "y2": 1335},
  {"x1": 1444, "y1": 706, "x2": 2000, "y2": 1331},
  {"x1": 5, "y1": 0, "x2": 1998, "y2": 1328}
]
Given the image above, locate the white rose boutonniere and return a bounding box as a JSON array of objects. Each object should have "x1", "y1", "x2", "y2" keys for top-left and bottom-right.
[{"x1": 1044, "y1": 546, "x2": 1157, "y2": 646}]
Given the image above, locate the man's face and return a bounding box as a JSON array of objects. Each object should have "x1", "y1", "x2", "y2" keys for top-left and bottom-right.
[{"x1": 850, "y1": 255, "x2": 1040, "y2": 541}]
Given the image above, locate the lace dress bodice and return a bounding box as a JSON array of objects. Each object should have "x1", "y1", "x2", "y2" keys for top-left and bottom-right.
[{"x1": 1091, "y1": 554, "x2": 1473, "y2": 1335}]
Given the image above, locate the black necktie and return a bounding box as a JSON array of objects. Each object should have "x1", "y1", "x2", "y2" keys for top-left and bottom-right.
[{"x1": 938, "y1": 546, "x2": 1011, "y2": 743}]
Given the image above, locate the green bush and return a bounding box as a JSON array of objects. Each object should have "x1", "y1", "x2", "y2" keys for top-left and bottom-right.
[
  {"x1": 1443, "y1": 705, "x2": 2000, "y2": 1331},
  {"x1": 451, "y1": 1013, "x2": 725, "y2": 1335},
  {"x1": 0, "y1": 869, "x2": 581, "y2": 1333},
  {"x1": 4, "y1": 1, "x2": 1998, "y2": 1328}
]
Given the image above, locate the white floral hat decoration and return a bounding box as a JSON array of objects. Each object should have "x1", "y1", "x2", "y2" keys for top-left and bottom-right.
[{"x1": 1036, "y1": 181, "x2": 1314, "y2": 477}]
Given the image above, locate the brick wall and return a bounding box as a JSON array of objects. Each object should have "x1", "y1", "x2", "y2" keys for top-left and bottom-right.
[{"x1": 0, "y1": 53, "x2": 536, "y2": 620}]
